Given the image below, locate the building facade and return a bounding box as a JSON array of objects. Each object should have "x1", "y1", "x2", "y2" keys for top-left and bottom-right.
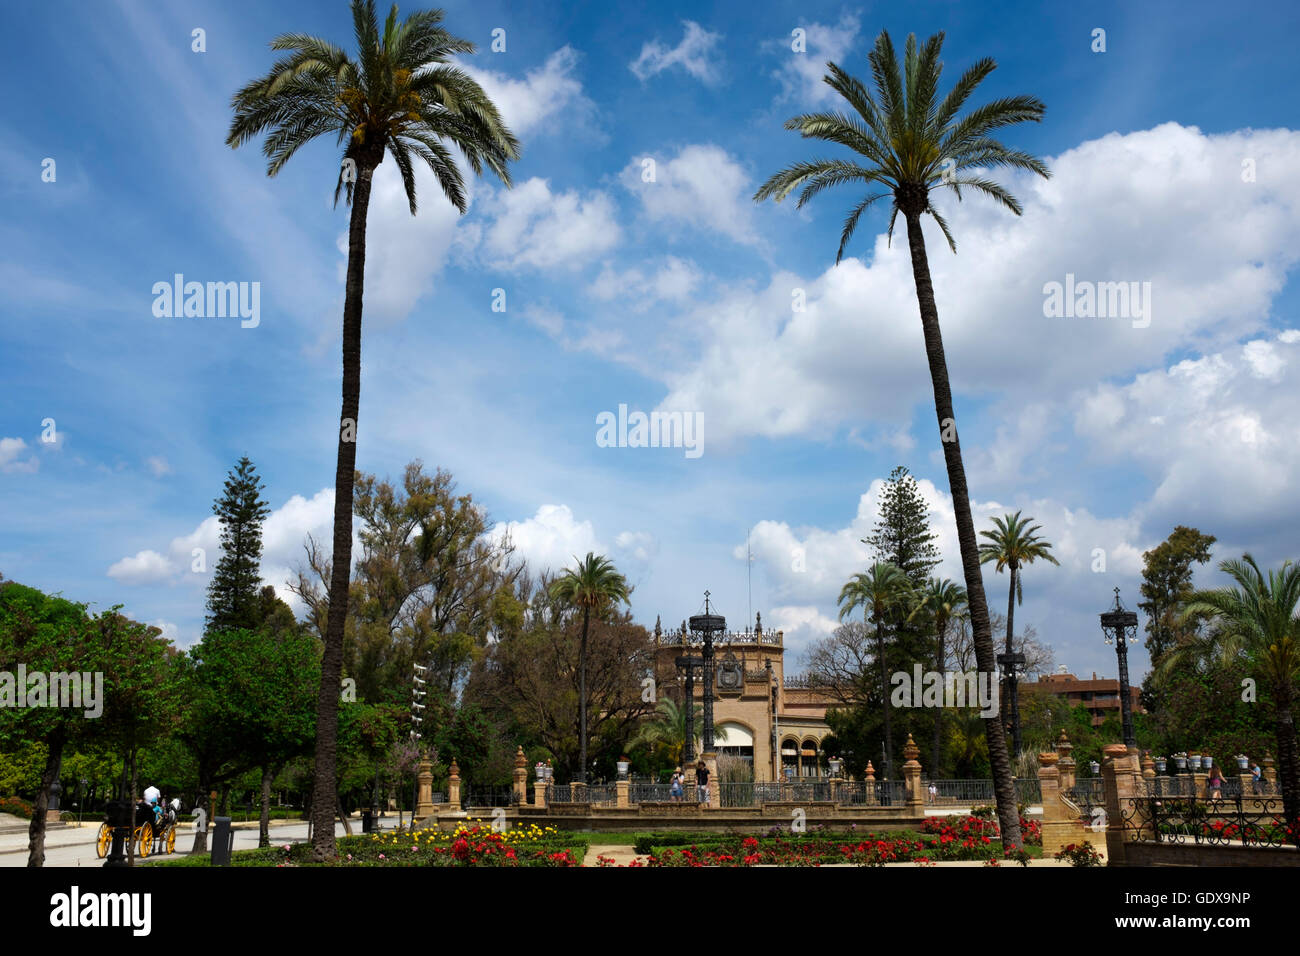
[
  {"x1": 653, "y1": 621, "x2": 837, "y2": 781},
  {"x1": 1030, "y1": 670, "x2": 1145, "y2": 726}
]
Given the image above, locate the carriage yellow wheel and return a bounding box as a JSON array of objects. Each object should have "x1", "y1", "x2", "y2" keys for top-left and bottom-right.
[
  {"x1": 96, "y1": 823, "x2": 112, "y2": 859},
  {"x1": 165, "y1": 824, "x2": 176, "y2": 854},
  {"x1": 136, "y1": 823, "x2": 152, "y2": 858}
]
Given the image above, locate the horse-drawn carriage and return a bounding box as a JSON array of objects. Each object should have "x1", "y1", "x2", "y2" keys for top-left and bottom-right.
[{"x1": 96, "y1": 798, "x2": 180, "y2": 859}]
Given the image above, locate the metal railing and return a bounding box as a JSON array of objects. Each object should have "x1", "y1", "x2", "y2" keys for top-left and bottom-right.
[
  {"x1": 460, "y1": 786, "x2": 518, "y2": 809},
  {"x1": 545, "y1": 784, "x2": 618, "y2": 807},
  {"x1": 839, "y1": 781, "x2": 908, "y2": 806},
  {"x1": 1123, "y1": 793, "x2": 1293, "y2": 848},
  {"x1": 629, "y1": 782, "x2": 699, "y2": 804}
]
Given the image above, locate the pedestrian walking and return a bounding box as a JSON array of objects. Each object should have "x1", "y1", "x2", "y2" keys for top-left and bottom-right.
[{"x1": 696, "y1": 760, "x2": 710, "y2": 806}]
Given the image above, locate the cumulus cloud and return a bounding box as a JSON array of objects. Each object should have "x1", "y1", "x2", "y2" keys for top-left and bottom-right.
[
  {"x1": 769, "y1": 13, "x2": 862, "y2": 106},
  {"x1": 586, "y1": 256, "x2": 702, "y2": 311},
  {"x1": 479, "y1": 178, "x2": 621, "y2": 271},
  {"x1": 146, "y1": 456, "x2": 171, "y2": 477},
  {"x1": 106, "y1": 490, "x2": 337, "y2": 606},
  {"x1": 107, "y1": 549, "x2": 175, "y2": 586},
  {"x1": 621, "y1": 145, "x2": 758, "y2": 246},
  {"x1": 655, "y1": 125, "x2": 1300, "y2": 445},
  {"x1": 1075, "y1": 328, "x2": 1300, "y2": 546},
  {"x1": 460, "y1": 46, "x2": 596, "y2": 138},
  {"x1": 488, "y1": 504, "x2": 605, "y2": 576},
  {"x1": 629, "y1": 21, "x2": 723, "y2": 84},
  {"x1": 0, "y1": 437, "x2": 38, "y2": 474}
]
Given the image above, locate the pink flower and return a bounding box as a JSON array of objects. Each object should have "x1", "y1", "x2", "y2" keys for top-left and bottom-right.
[
  {"x1": 347, "y1": 854, "x2": 353, "y2": 861},
  {"x1": 379, "y1": 853, "x2": 386, "y2": 860}
]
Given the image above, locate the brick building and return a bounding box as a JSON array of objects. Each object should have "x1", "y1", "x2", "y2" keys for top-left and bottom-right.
[
  {"x1": 653, "y1": 619, "x2": 836, "y2": 781},
  {"x1": 1030, "y1": 669, "x2": 1144, "y2": 726}
]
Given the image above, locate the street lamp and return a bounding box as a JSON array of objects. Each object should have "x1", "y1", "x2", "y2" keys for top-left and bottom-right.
[{"x1": 1099, "y1": 587, "x2": 1139, "y2": 749}]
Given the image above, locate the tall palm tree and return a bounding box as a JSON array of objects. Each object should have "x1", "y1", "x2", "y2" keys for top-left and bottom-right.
[
  {"x1": 978, "y1": 511, "x2": 1059, "y2": 757},
  {"x1": 549, "y1": 553, "x2": 631, "y2": 782},
  {"x1": 1162, "y1": 554, "x2": 1300, "y2": 845},
  {"x1": 754, "y1": 29, "x2": 1049, "y2": 849},
  {"x1": 838, "y1": 562, "x2": 913, "y2": 778},
  {"x1": 908, "y1": 577, "x2": 968, "y2": 777},
  {"x1": 227, "y1": 0, "x2": 519, "y2": 860}
]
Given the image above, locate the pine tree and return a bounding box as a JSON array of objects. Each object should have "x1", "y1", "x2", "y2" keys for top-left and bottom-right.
[
  {"x1": 206, "y1": 457, "x2": 271, "y2": 633},
  {"x1": 861, "y1": 465, "x2": 942, "y2": 763}
]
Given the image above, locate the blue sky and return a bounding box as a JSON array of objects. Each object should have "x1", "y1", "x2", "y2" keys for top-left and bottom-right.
[{"x1": 3, "y1": 0, "x2": 1299, "y2": 687}]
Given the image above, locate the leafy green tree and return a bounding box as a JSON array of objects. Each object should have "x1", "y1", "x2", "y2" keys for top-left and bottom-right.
[
  {"x1": 908, "y1": 577, "x2": 967, "y2": 776},
  {"x1": 837, "y1": 562, "x2": 914, "y2": 778},
  {"x1": 228, "y1": 0, "x2": 519, "y2": 861},
  {"x1": 548, "y1": 554, "x2": 632, "y2": 782},
  {"x1": 1163, "y1": 554, "x2": 1300, "y2": 843},
  {"x1": 177, "y1": 625, "x2": 320, "y2": 850},
  {"x1": 206, "y1": 457, "x2": 272, "y2": 633},
  {"x1": 979, "y1": 511, "x2": 1059, "y2": 757},
  {"x1": 754, "y1": 29, "x2": 1049, "y2": 849},
  {"x1": 1139, "y1": 526, "x2": 1217, "y2": 712}
]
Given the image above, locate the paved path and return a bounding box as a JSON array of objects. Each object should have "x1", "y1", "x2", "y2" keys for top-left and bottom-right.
[
  {"x1": 584, "y1": 844, "x2": 647, "y2": 867},
  {"x1": 0, "y1": 819, "x2": 398, "y2": 868}
]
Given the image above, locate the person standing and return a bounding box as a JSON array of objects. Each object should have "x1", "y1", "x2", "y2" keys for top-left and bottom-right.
[
  {"x1": 1207, "y1": 766, "x2": 1224, "y2": 799},
  {"x1": 1251, "y1": 761, "x2": 1263, "y2": 795},
  {"x1": 670, "y1": 768, "x2": 684, "y2": 803},
  {"x1": 696, "y1": 760, "x2": 710, "y2": 807}
]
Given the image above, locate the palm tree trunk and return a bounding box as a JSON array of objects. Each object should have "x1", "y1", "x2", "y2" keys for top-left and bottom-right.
[
  {"x1": 903, "y1": 208, "x2": 1022, "y2": 849},
  {"x1": 1006, "y1": 565, "x2": 1021, "y2": 757},
  {"x1": 310, "y1": 155, "x2": 378, "y2": 862},
  {"x1": 1272, "y1": 681, "x2": 1300, "y2": 847},
  {"x1": 877, "y1": 618, "x2": 893, "y2": 778},
  {"x1": 932, "y1": 617, "x2": 945, "y2": 778},
  {"x1": 579, "y1": 605, "x2": 590, "y2": 784}
]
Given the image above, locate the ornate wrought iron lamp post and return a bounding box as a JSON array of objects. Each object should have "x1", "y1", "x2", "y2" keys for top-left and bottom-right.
[
  {"x1": 688, "y1": 592, "x2": 726, "y2": 754},
  {"x1": 1100, "y1": 587, "x2": 1139, "y2": 749}
]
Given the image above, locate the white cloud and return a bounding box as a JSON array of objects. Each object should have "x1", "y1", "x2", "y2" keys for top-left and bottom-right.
[
  {"x1": 630, "y1": 21, "x2": 723, "y2": 84},
  {"x1": 770, "y1": 13, "x2": 862, "y2": 106},
  {"x1": 146, "y1": 456, "x2": 172, "y2": 477},
  {"x1": 489, "y1": 504, "x2": 605, "y2": 576},
  {"x1": 655, "y1": 125, "x2": 1300, "y2": 445},
  {"x1": 480, "y1": 178, "x2": 621, "y2": 271},
  {"x1": 621, "y1": 145, "x2": 758, "y2": 246},
  {"x1": 1075, "y1": 329, "x2": 1300, "y2": 541},
  {"x1": 615, "y1": 530, "x2": 659, "y2": 564},
  {"x1": 107, "y1": 549, "x2": 175, "y2": 586},
  {"x1": 341, "y1": 160, "x2": 466, "y2": 328},
  {"x1": 150, "y1": 619, "x2": 180, "y2": 642},
  {"x1": 586, "y1": 256, "x2": 702, "y2": 311},
  {"x1": 0, "y1": 437, "x2": 38, "y2": 474},
  {"x1": 459, "y1": 46, "x2": 598, "y2": 139},
  {"x1": 768, "y1": 604, "x2": 841, "y2": 659},
  {"x1": 106, "y1": 490, "x2": 338, "y2": 605}
]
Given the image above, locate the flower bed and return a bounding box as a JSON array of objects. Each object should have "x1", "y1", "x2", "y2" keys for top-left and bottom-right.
[
  {"x1": 644, "y1": 818, "x2": 1040, "y2": 867},
  {"x1": 152, "y1": 823, "x2": 585, "y2": 867}
]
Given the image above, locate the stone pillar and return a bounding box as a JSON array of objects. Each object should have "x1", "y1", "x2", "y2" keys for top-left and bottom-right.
[
  {"x1": 448, "y1": 760, "x2": 461, "y2": 812},
  {"x1": 414, "y1": 758, "x2": 435, "y2": 820},
  {"x1": 1141, "y1": 752, "x2": 1155, "y2": 780},
  {"x1": 828, "y1": 776, "x2": 841, "y2": 805},
  {"x1": 902, "y1": 735, "x2": 924, "y2": 812},
  {"x1": 512, "y1": 747, "x2": 528, "y2": 806},
  {"x1": 532, "y1": 767, "x2": 548, "y2": 809},
  {"x1": 1101, "y1": 743, "x2": 1146, "y2": 865},
  {"x1": 1264, "y1": 755, "x2": 1277, "y2": 790},
  {"x1": 571, "y1": 780, "x2": 586, "y2": 804},
  {"x1": 1193, "y1": 753, "x2": 1208, "y2": 799},
  {"x1": 864, "y1": 761, "x2": 876, "y2": 806},
  {"x1": 1056, "y1": 731, "x2": 1076, "y2": 792},
  {"x1": 1037, "y1": 750, "x2": 1074, "y2": 856},
  {"x1": 702, "y1": 752, "x2": 718, "y2": 808},
  {"x1": 616, "y1": 778, "x2": 630, "y2": 808}
]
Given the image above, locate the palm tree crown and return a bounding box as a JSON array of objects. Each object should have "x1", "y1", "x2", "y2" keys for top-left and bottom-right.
[
  {"x1": 837, "y1": 561, "x2": 914, "y2": 624},
  {"x1": 549, "y1": 553, "x2": 632, "y2": 614},
  {"x1": 909, "y1": 576, "x2": 968, "y2": 633},
  {"x1": 754, "y1": 30, "x2": 1049, "y2": 261},
  {"x1": 978, "y1": 511, "x2": 1059, "y2": 602},
  {"x1": 1168, "y1": 554, "x2": 1300, "y2": 691},
  {"x1": 227, "y1": 0, "x2": 519, "y2": 213}
]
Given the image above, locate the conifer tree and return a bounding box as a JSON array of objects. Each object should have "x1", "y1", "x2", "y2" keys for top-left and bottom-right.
[{"x1": 206, "y1": 457, "x2": 271, "y2": 633}]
